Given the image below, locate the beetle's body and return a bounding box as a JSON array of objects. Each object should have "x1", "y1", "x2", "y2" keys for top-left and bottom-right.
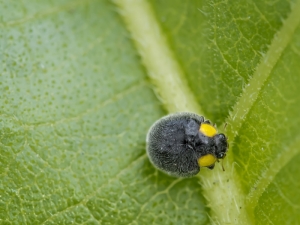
[{"x1": 146, "y1": 112, "x2": 228, "y2": 177}]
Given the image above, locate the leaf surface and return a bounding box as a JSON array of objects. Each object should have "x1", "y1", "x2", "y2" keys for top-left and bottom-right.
[{"x1": 1, "y1": 0, "x2": 300, "y2": 224}]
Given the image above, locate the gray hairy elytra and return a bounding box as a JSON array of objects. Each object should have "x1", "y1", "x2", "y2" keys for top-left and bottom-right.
[{"x1": 146, "y1": 112, "x2": 228, "y2": 177}]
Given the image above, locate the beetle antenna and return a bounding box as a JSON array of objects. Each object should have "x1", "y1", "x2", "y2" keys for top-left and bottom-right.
[
  {"x1": 221, "y1": 159, "x2": 225, "y2": 171},
  {"x1": 224, "y1": 122, "x2": 228, "y2": 130}
]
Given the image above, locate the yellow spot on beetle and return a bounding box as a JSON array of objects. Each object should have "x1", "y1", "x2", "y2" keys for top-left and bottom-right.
[
  {"x1": 199, "y1": 123, "x2": 217, "y2": 137},
  {"x1": 198, "y1": 154, "x2": 217, "y2": 167}
]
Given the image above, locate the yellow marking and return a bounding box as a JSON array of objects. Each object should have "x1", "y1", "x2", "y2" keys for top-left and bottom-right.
[
  {"x1": 198, "y1": 154, "x2": 217, "y2": 167},
  {"x1": 199, "y1": 123, "x2": 217, "y2": 137}
]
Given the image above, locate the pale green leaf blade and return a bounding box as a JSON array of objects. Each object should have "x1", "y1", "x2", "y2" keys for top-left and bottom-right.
[
  {"x1": 236, "y1": 23, "x2": 300, "y2": 224},
  {"x1": 2, "y1": 0, "x2": 300, "y2": 224},
  {"x1": 255, "y1": 154, "x2": 300, "y2": 224},
  {"x1": 0, "y1": 0, "x2": 208, "y2": 224}
]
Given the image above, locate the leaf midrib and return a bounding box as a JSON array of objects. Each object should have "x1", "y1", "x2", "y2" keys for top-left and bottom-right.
[{"x1": 113, "y1": 0, "x2": 202, "y2": 114}]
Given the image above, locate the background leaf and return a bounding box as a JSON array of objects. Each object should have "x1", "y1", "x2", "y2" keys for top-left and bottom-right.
[
  {"x1": 1, "y1": 0, "x2": 300, "y2": 224},
  {"x1": 0, "y1": 0, "x2": 208, "y2": 224}
]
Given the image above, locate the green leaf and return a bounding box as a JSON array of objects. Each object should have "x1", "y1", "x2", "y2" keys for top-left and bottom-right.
[
  {"x1": 0, "y1": 1, "x2": 208, "y2": 224},
  {"x1": 1, "y1": 0, "x2": 300, "y2": 224}
]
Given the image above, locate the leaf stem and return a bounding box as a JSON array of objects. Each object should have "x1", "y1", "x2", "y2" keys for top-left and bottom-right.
[
  {"x1": 113, "y1": 0, "x2": 252, "y2": 224},
  {"x1": 113, "y1": 0, "x2": 201, "y2": 114}
]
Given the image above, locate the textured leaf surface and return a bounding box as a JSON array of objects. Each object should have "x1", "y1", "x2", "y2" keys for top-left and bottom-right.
[
  {"x1": 0, "y1": 0, "x2": 207, "y2": 224},
  {"x1": 1, "y1": 0, "x2": 300, "y2": 224}
]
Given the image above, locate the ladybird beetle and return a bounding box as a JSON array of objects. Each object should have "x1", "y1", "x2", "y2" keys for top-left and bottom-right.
[{"x1": 146, "y1": 112, "x2": 228, "y2": 177}]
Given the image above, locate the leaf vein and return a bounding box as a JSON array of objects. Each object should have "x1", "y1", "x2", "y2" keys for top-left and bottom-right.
[
  {"x1": 0, "y1": 0, "x2": 91, "y2": 28},
  {"x1": 22, "y1": 81, "x2": 147, "y2": 128},
  {"x1": 40, "y1": 152, "x2": 147, "y2": 224}
]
